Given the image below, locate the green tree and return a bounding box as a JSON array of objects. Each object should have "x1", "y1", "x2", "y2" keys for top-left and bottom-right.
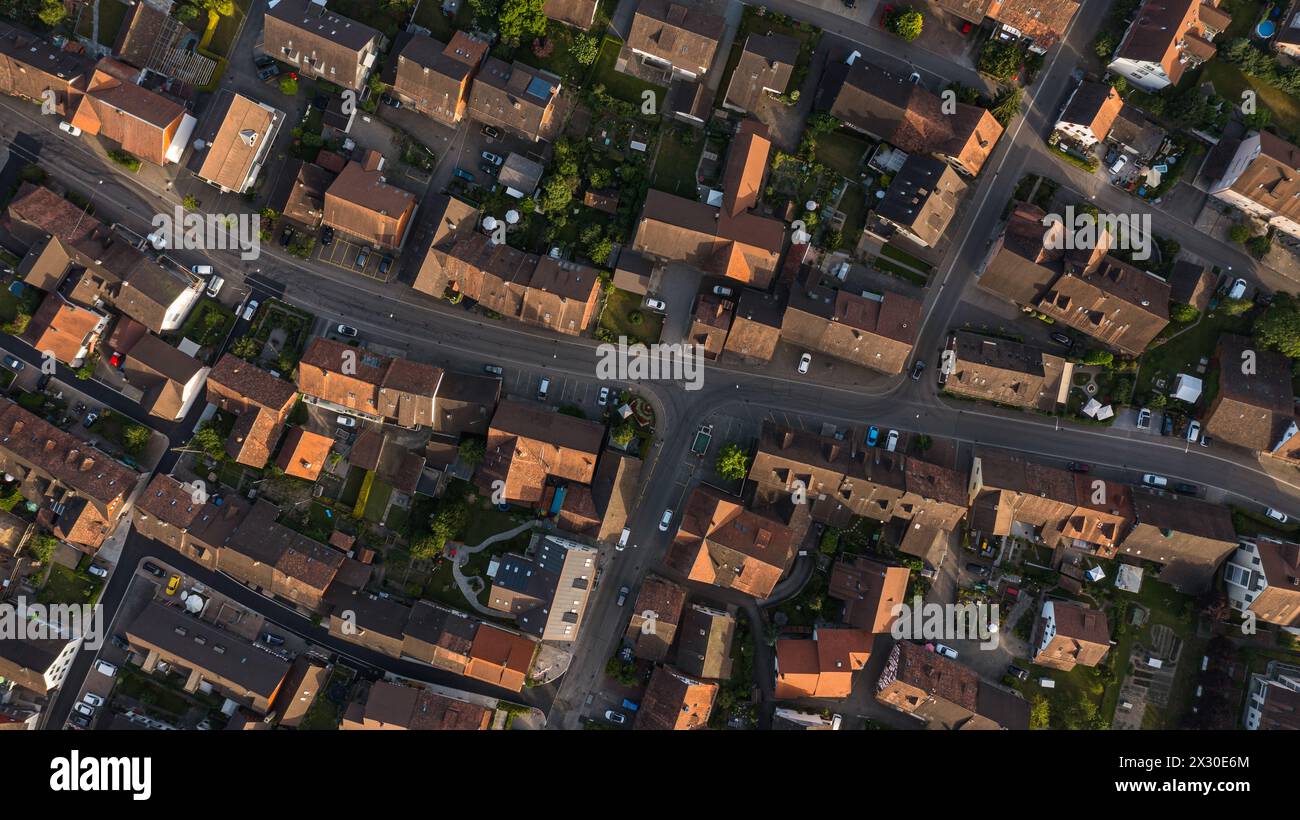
[
  {"x1": 715, "y1": 443, "x2": 749, "y2": 480},
  {"x1": 989, "y1": 84, "x2": 1023, "y2": 125},
  {"x1": 183, "y1": 194, "x2": 199, "y2": 211},
  {"x1": 124, "y1": 424, "x2": 151, "y2": 456},
  {"x1": 498, "y1": 0, "x2": 547, "y2": 44},
  {"x1": 806, "y1": 112, "x2": 840, "y2": 136},
  {"x1": 279, "y1": 76, "x2": 299, "y2": 96},
  {"x1": 978, "y1": 41, "x2": 1023, "y2": 80},
  {"x1": 176, "y1": 3, "x2": 200, "y2": 22},
  {"x1": 1255, "y1": 293, "x2": 1300, "y2": 358},
  {"x1": 458, "y1": 437, "x2": 486, "y2": 466},
  {"x1": 230, "y1": 336, "x2": 261, "y2": 360},
  {"x1": 37, "y1": 0, "x2": 64, "y2": 27},
  {"x1": 1093, "y1": 31, "x2": 1117, "y2": 60},
  {"x1": 1221, "y1": 297, "x2": 1254, "y2": 316},
  {"x1": 191, "y1": 423, "x2": 226, "y2": 460},
  {"x1": 199, "y1": 0, "x2": 234, "y2": 16},
  {"x1": 888, "y1": 7, "x2": 923, "y2": 42},
  {"x1": 1169, "y1": 302, "x2": 1200, "y2": 323},
  {"x1": 27, "y1": 533, "x2": 58, "y2": 564},
  {"x1": 1079, "y1": 349, "x2": 1114, "y2": 366},
  {"x1": 1029, "y1": 697, "x2": 1050, "y2": 729},
  {"x1": 1228, "y1": 223, "x2": 1252, "y2": 243},
  {"x1": 1147, "y1": 392, "x2": 1167, "y2": 409},
  {"x1": 610, "y1": 418, "x2": 635, "y2": 447},
  {"x1": 570, "y1": 33, "x2": 599, "y2": 66}
]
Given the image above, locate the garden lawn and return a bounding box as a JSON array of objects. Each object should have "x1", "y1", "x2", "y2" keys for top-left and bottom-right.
[
  {"x1": 650, "y1": 126, "x2": 701, "y2": 196},
  {"x1": 1135, "y1": 309, "x2": 1249, "y2": 400},
  {"x1": 817, "y1": 130, "x2": 874, "y2": 178},
  {"x1": 599, "y1": 287, "x2": 663, "y2": 345},
  {"x1": 96, "y1": 0, "x2": 130, "y2": 48},
  {"x1": 591, "y1": 37, "x2": 665, "y2": 108},
  {"x1": 1202, "y1": 61, "x2": 1300, "y2": 140},
  {"x1": 37, "y1": 562, "x2": 102, "y2": 606},
  {"x1": 175, "y1": 297, "x2": 236, "y2": 351}
]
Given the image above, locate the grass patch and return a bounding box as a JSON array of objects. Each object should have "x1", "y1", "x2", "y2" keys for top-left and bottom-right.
[
  {"x1": 174, "y1": 297, "x2": 236, "y2": 353},
  {"x1": 599, "y1": 287, "x2": 663, "y2": 345},
  {"x1": 1202, "y1": 60, "x2": 1300, "y2": 141},
  {"x1": 649, "y1": 125, "x2": 701, "y2": 196},
  {"x1": 879, "y1": 242, "x2": 933, "y2": 273},
  {"x1": 1134, "y1": 309, "x2": 1249, "y2": 401},
  {"x1": 816, "y1": 130, "x2": 874, "y2": 177},
  {"x1": 872, "y1": 256, "x2": 929, "y2": 286},
  {"x1": 591, "y1": 36, "x2": 665, "y2": 108},
  {"x1": 361, "y1": 477, "x2": 394, "y2": 523},
  {"x1": 36, "y1": 561, "x2": 103, "y2": 606}
]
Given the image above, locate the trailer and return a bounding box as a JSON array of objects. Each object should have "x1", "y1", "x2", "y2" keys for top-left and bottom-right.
[{"x1": 691, "y1": 424, "x2": 713, "y2": 456}]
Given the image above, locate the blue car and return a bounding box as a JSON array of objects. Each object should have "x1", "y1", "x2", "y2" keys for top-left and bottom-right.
[
  {"x1": 453, "y1": 168, "x2": 475, "y2": 183},
  {"x1": 866, "y1": 426, "x2": 880, "y2": 446}
]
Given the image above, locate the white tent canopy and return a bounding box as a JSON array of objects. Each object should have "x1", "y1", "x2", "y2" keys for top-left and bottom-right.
[{"x1": 1171, "y1": 374, "x2": 1202, "y2": 403}]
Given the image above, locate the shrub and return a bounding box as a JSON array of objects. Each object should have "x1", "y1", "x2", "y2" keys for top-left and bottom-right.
[
  {"x1": 978, "y1": 41, "x2": 1023, "y2": 80},
  {"x1": 1169, "y1": 302, "x2": 1200, "y2": 323},
  {"x1": 888, "y1": 7, "x2": 923, "y2": 42},
  {"x1": 1228, "y1": 223, "x2": 1251, "y2": 243}
]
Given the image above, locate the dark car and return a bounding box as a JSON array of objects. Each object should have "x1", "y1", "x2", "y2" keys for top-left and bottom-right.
[
  {"x1": 257, "y1": 64, "x2": 280, "y2": 82},
  {"x1": 36, "y1": 373, "x2": 51, "y2": 391},
  {"x1": 378, "y1": 255, "x2": 393, "y2": 276},
  {"x1": 1160, "y1": 413, "x2": 1175, "y2": 436},
  {"x1": 320, "y1": 226, "x2": 334, "y2": 246},
  {"x1": 1173, "y1": 482, "x2": 1199, "y2": 495},
  {"x1": 453, "y1": 168, "x2": 475, "y2": 183},
  {"x1": 379, "y1": 94, "x2": 401, "y2": 109},
  {"x1": 911, "y1": 360, "x2": 926, "y2": 380},
  {"x1": 479, "y1": 162, "x2": 499, "y2": 177},
  {"x1": 279, "y1": 228, "x2": 294, "y2": 247},
  {"x1": 966, "y1": 563, "x2": 990, "y2": 577},
  {"x1": 354, "y1": 247, "x2": 370, "y2": 269},
  {"x1": 142, "y1": 561, "x2": 165, "y2": 578},
  {"x1": 1049, "y1": 332, "x2": 1073, "y2": 347},
  {"x1": 254, "y1": 54, "x2": 275, "y2": 68},
  {"x1": 111, "y1": 634, "x2": 131, "y2": 651},
  {"x1": 68, "y1": 713, "x2": 91, "y2": 729},
  {"x1": 1066, "y1": 461, "x2": 1090, "y2": 473},
  {"x1": 260, "y1": 632, "x2": 286, "y2": 646},
  {"x1": 1008, "y1": 665, "x2": 1030, "y2": 681},
  {"x1": 2, "y1": 355, "x2": 24, "y2": 371}
]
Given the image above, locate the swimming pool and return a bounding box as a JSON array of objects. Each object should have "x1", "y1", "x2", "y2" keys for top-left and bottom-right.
[{"x1": 1258, "y1": 19, "x2": 1277, "y2": 37}]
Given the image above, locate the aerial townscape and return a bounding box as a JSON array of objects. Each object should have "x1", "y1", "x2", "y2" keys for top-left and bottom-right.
[{"x1": 3, "y1": 0, "x2": 1300, "y2": 751}]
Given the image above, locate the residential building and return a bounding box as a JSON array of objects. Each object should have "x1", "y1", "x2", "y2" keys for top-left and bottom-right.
[
  {"x1": 1055, "y1": 81, "x2": 1125, "y2": 147},
  {"x1": 876, "y1": 640, "x2": 1029, "y2": 729},
  {"x1": 68, "y1": 58, "x2": 196, "y2": 166},
  {"x1": 262, "y1": 0, "x2": 383, "y2": 91},
  {"x1": 625, "y1": 576, "x2": 688, "y2": 660},
  {"x1": 498, "y1": 153, "x2": 546, "y2": 198},
  {"x1": 120, "y1": 333, "x2": 210, "y2": 421},
  {"x1": 207, "y1": 353, "x2": 298, "y2": 467},
  {"x1": 296, "y1": 337, "x2": 443, "y2": 428},
  {"x1": 1224, "y1": 537, "x2": 1300, "y2": 629},
  {"x1": 220, "y1": 499, "x2": 346, "y2": 612},
  {"x1": 400, "y1": 600, "x2": 479, "y2": 670},
  {"x1": 664, "y1": 485, "x2": 797, "y2": 599},
  {"x1": 828, "y1": 554, "x2": 910, "y2": 633},
  {"x1": 7, "y1": 184, "x2": 97, "y2": 248},
  {"x1": 432, "y1": 371, "x2": 500, "y2": 437},
  {"x1": 20, "y1": 292, "x2": 108, "y2": 368},
  {"x1": 722, "y1": 288, "x2": 785, "y2": 363},
  {"x1": 1204, "y1": 130, "x2": 1300, "y2": 242},
  {"x1": 1169, "y1": 259, "x2": 1216, "y2": 312},
  {"x1": 978, "y1": 202, "x2": 1171, "y2": 356},
  {"x1": 1108, "y1": 0, "x2": 1230, "y2": 91},
  {"x1": 689, "y1": 293, "x2": 733, "y2": 359},
  {"x1": 1116, "y1": 491, "x2": 1238, "y2": 592},
  {"x1": 985, "y1": 0, "x2": 1081, "y2": 51},
  {"x1": 543, "y1": 0, "x2": 599, "y2": 29},
  {"x1": 464, "y1": 624, "x2": 537, "y2": 691},
  {"x1": 775, "y1": 627, "x2": 873, "y2": 699},
  {"x1": 944, "y1": 330, "x2": 1071, "y2": 411},
  {"x1": 188, "y1": 91, "x2": 286, "y2": 193},
  {"x1": 323, "y1": 150, "x2": 416, "y2": 251},
  {"x1": 132, "y1": 473, "x2": 251, "y2": 568},
  {"x1": 486, "y1": 533, "x2": 599, "y2": 642},
  {"x1": 676, "y1": 604, "x2": 736, "y2": 679},
  {"x1": 1031, "y1": 599, "x2": 1111, "y2": 670},
  {"x1": 627, "y1": 0, "x2": 725, "y2": 79},
  {"x1": 1204, "y1": 334, "x2": 1295, "y2": 453},
  {"x1": 277, "y1": 661, "x2": 329, "y2": 729},
  {"x1": 341, "y1": 680, "x2": 493, "y2": 730},
  {"x1": 390, "y1": 31, "x2": 487, "y2": 126},
  {"x1": 275, "y1": 427, "x2": 335, "y2": 481},
  {"x1": 125, "y1": 602, "x2": 290, "y2": 714},
  {"x1": 0, "y1": 398, "x2": 142, "y2": 550},
  {"x1": 0, "y1": 628, "x2": 81, "y2": 696},
  {"x1": 632, "y1": 120, "x2": 785, "y2": 287},
  {"x1": 1244, "y1": 662, "x2": 1300, "y2": 729},
  {"x1": 968, "y1": 448, "x2": 1133, "y2": 559},
  {"x1": 1275, "y1": 0, "x2": 1300, "y2": 58},
  {"x1": 875, "y1": 154, "x2": 968, "y2": 247},
  {"x1": 0, "y1": 21, "x2": 91, "y2": 116},
  {"x1": 723, "y1": 33, "x2": 798, "y2": 113},
  {"x1": 819, "y1": 58, "x2": 1003, "y2": 176},
  {"x1": 476, "y1": 399, "x2": 603, "y2": 505},
  {"x1": 665, "y1": 77, "x2": 714, "y2": 126},
  {"x1": 635, "y1": 666, "x2": 717, "y2": 729},
  {"x1": 780, "y1": 271, "x2": 922, "y2": 375},
  {"x1": 348, "y1": 431, "x2": 426, "y2": 495},
  {"x1": 466, "y1": 58, "x2": 561, "y2": 142},
  {"x1": 267, "y1": 160, "x2": 335, "y2": 231}
]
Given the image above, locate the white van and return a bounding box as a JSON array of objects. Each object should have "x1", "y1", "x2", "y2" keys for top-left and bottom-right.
[
  {"x1": 537, "y1": 378, "x2": 550, "y2": 400},
  {"x1": 205, "y1": 275, "x2": 225, "y2": 298},
  {"x1": 617, "y1": 528, "x2": 631, "y2": 549},
  {"x1": 191, "y1": 264, "x2": 213, "y2": 275},
  {"x1": 1227, "y1": 278, "x2": 1248, "y2": 300}
]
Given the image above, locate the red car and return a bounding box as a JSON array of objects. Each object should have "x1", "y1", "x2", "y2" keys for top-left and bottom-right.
[
  {"x1": 109, "y1": 351, "x2": 122, "y2": 368},
  {"x1": 879, "y1": 3, "x2": 894, "y2": 27},
  {"x1": 960, "y1": 21, "x2": 973, "y2": 35}
]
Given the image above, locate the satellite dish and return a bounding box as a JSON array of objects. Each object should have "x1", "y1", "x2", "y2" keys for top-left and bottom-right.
[
  {"x1": 505, "y1": 210, "x2": 520, "y2": 224},
  {"x1": 482, "y1": 216, "x2": 499, "y2": 231},
  {"x1": 805, "y1": 200, "x2": 818, "y2": 211}
]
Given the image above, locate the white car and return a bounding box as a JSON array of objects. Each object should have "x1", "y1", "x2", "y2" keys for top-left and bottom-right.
[
  {"x1": 58, "y1": 121, "x2": 82, "y2": 136},
  {"x1": 598, "y1": 386, "x2": 610, "y2": 407},
  {"x1": 1228, "y1": 278, "x2": 1248, "y2": 300},
  {"x1": 659, "y1": 509, "x2": 673, "y2": 531},
  {"x1": 934, "y1": 644, "x2": 959, "y2": 659},
  {"x1": 191, "y1": 264, "x2": 213, "y2": 275},
  {"x1": 1142, "y1": 473, "x2": 1168, "y2": 488},
  {"x1": 1265, "y1": 507, "x2": 1289, "y2": 524},
  {"x1": 1186, "y1": 420, "x2": 1201, "y2": 443},
  {"x1": 1109, "y1": 154, "x2": 1129, "y2": 176},
  {"x1": 336, "y1": 415, "x2": 357, "y2": 428},
  {"x1": 82, "y1": 693, "x2": 105, "y2": 707},
  {"x1": 242, "y1": 299, "x2": 259, "y2": 321},
  {"x1": 797, "y1": 353, "x2": 811, "y2": 374},
  {"x1": 336, "y1": 324, "x2": 359, "y2": 337},
  {"x1": 146, "y1": 230, "x2": 168, "y2": 249},
  {"x1": 73, "y1": 702, "x2": 95, "y2": 717},
  {"x1": 87, "y1": 565, "x2": 108, "y2": 578},
  {"x1": 94, "y1": 660, "x2": 117, "y2": 677},
  {"x1": 1136, "y1": 408, "x2": 1151, "y2": 430},
  {"x1": 604, "y1": 710, "x2": 626, "y2": 724},
  {"x1": 885, "y1": 430, "x2": 899, "y2": 452},
  {"x1": 644, "y1": 297, "x2": 667, "y2": 313},
  {"x1": 712, "y1": 285, "x2": 734, "y2": 297}
]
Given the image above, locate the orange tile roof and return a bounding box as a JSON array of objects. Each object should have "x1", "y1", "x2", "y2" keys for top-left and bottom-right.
[
  {"x1": 465, "y1": 624, "x2": 535, "y2": 691},
  {"x1": 274, "y1": 427, "x2": 334, "y2": 481}
]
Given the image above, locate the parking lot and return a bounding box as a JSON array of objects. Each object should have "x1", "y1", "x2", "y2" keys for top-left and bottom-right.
[{"x1": 316, "y1": 233, "x2": 393, "y2": 282}]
